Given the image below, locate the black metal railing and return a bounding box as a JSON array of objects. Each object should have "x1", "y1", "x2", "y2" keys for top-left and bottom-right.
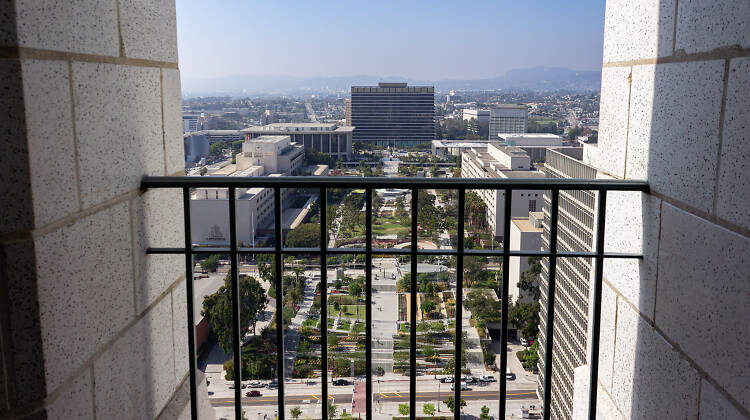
[{"x1": 141, "y1": 176, "x2": 648, "y2": 420}]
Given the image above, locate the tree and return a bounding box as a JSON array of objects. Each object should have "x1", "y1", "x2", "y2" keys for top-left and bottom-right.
[
  {"x1": 480, "y1": 405, "x2": 490, "y2": 420},
  {"x1": 327, "y1": 402, "x2": 337, "y2": 420},
  {"x1": 348, "y1": 281, "x2": 362, "y2": 297},
  {"x1": 423, "y1": 403, "x2": 436, "y2": 417},
  {"x1": 286, "y1": 223, "x2": 320, "y2": 248},
  {"x1": 421, "y1": 300, "x2": 437, "y2": 318},
  {"x1": 398, "y1": 403, "x2": 410, "y2": 416},
  {"x1": 201, "y1": 254, "x2": 221, "y2": 272},
  {"x1": 202, "y1": 272, "x2": 268, "y2": 352},
  {"x1": 443, "y1": 396, "x2": 467, "y2": 413},
  {"x1": 209, "y1": 141, "x2": 225, "y2": 156},
  {"x1": 199, "y1": 166, "x2": 207, "y2": 176},
  {"x1": 290, "y1": 406, "x2": 302, "y2": 420},
  {"x1": 518, "y1": 256, "x2": 542, "y2": 300}
]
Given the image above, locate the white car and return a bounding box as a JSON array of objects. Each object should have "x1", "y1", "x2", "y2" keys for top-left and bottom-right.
[
  {"x1": 450, "y1": 382, "x2": 468, "y2": 390},
  {"x1": 520, "y1": 337, "x2": 529, "y2": 346}
]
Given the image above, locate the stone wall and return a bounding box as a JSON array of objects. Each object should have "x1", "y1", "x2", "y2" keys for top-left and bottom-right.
[
  {"x1": 574, "y1": 0, "x2": 750, "y2": 419},
  {"x1": 0, "y1": 1, "x2": 210, "y2": 418}
]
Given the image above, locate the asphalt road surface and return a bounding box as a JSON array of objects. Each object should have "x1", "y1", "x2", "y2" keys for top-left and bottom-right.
[{"x1": 211, "y1": 389, "x2": 537, "y2": 407}]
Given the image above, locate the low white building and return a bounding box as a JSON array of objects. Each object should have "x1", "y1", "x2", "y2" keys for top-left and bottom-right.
[
  {"x1": 461, "y1": 144, "x2": 544, "y2": 239},
  {"x1": 242, "y1": 122, "x2": 354, "y2": 160},
  {"x1": 190, "y1": 135, "x2": 306, "y2": 245},
  {"x1": 508, "y1": 212, "x2": 543, "y2": 303},
  {"x1": 496, "y1": 133, "x2": 567, "y2": 162}
]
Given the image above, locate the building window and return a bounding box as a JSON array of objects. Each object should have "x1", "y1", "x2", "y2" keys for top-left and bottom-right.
[{"x1": 529, "y1": 200, "x2": 537, "y2": 212}]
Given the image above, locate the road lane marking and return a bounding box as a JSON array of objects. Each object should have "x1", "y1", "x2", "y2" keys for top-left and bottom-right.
[
  {"x1": 310, "y1": 394, "x2": 319, "y2": 400},
  {"x1": 394, "y1": 392, "x2": 403, "y2": 397}
]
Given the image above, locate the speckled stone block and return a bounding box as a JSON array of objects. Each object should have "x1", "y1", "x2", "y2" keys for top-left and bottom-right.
[
  {"x1": 35, "y1": 202, "x2": 134, "y2": 391},
  {"x1": 15, "y1": 0, "x2": 119, "y2": 56},
  {"x1": 0, "y1": 60, "x2": 33, "y2": 235},
  {"x1": 699, "y1": 379, "x2": 746, "y2": 420},
  {"x1": 656, "y1": 202, "x2": 750, "y2": 409},
  {"x1": 571, "y1": 365, "x2": 626, "y2": 420},
  {"x1": 603, "y1": 0, "x2": 675, "y2": 63},
  {"x1": 0, "y1": 0, "x2": 17, "y2": 46},
  {"x1": 119, "y1": 0, "x2": 178, "y2": 63},
  {"x1": 94, "y1": 295, "x2": 175, "y2": 419},
  {"x1": 612, "y1": 300, "x2": 700, "y2": 419},
  {"x1": 626, "y1": 61, "x2": 724, "y2": 213},
  {"x1": 717, "y1": 57, "x2": 750, "y2": 231},
  {"x1": 601, "y1": 189, "x2": 661, "y2": 320},
  {"x1": 172, "y1": 279, "x2": 189, "y2": 386},
  {"x1": 162, "y1": 68, "x2": 186, "y2": 174},
  {"x1": 72, "y1": 62, "x2": 164, "y2": 208},
  {"x1": 133, "y1": 189, "x2": 184, "y2": 314},
  {"x1": 45, "y1": 370, "x2": 93, "y2": 420},
  {"x1": 21, "y1": 59, "x2": 79, "y2": 227},
  {"x1": 596, "y1": 283, "x2": 618, "y2": 391},
  {"x1": 675, "y1": 0, "x2": 750, "y2": 54},
  {"x1": 597, "y1": 66, "x2": 631, "y2": 178},
  {"x1": 1, "y1": 240, "x2": 46, "y2": 408}
]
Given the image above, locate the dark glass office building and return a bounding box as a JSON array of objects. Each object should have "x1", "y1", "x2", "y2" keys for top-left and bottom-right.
[{"x1": 350, "y1": 82, "x2": 435, "y2": 147}]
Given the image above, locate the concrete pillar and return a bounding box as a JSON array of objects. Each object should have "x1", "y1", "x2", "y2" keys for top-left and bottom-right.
[
  {"x1": 0, "y1": 1, "x2": 212, "y2": 418},
  {"x1": 572, "y1": 1, "x2": 750, "y2": 419}
]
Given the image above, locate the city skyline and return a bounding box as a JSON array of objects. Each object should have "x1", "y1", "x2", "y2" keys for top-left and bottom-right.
[{"x1": 176, "y1": 1, "x2": 607, "y2": 84}]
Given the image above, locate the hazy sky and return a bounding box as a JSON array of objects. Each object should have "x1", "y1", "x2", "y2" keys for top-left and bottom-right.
[{"x1": 176, "y1": 0, "x2": 606, "y2": 82}]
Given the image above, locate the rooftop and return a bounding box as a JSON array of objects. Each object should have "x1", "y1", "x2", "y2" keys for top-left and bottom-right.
[
  {"x1": 496, "y1": 133, "x2": 563, "y2": 139},
  {"x1": 512, "y1": 217, "x2": 543, "y2": 233},
  {"x1": 242, "y1": 123, "x2": 354, "y2": 133}
]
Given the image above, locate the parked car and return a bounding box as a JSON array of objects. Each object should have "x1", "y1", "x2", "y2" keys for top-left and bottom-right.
[
  {"x1": 267, "y1": 380, "x2": 278, "y2": 388},
  {"x1": 245, "y1": 390, "x2": 262, "y2": 397},
  {"x1": 248, "y1": 381, "x2": 263, "y2": 388},
  {"x1": 506, "y1": 368, "x2": 515, "y2": 380},
  {"x1": 450, "y1": 382, "x2": 468, "y2": 391},
  {"x1": 463, "y1": 376, "x2": 477, "y2": 383},
  {"x1": 479, "y1": 375, "x2": 496, "y2": 382},
  {"x1": 332, "y1": 379, "x2": 350, "y2": 386},
  {"x1": 439, "y1": 377, "x2": 454, "y2": 383}
]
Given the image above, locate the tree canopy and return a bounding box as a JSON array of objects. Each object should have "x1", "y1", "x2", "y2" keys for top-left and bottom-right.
[
  {"x1": 202, "y1": 272, "x2": 268, "y2": 353},
  {"x1": 285, "y1": 223, "x2": 320, "y2": 248}
]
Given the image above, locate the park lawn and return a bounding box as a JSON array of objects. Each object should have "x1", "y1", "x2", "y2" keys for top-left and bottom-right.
[
  {"x1": 373, "y1": 216, "x2": 410, "y2": 236},
  {"x1": 328, "y1": 304, "x2": 366, "y2": 320}
]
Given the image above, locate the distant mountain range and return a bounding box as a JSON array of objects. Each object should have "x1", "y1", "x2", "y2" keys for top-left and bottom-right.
[{"x1": 181, "y1": 66, "x2": 601, "y2": 96}]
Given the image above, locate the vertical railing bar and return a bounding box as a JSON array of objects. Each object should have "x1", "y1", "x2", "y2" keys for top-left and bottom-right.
[
  {"x1": 229, "y1": 188, "x2": 242, "y2": 419},
  {"x1": 410, "y1": 188, "x2": 418, "y2": 420},
  {"x1": 320, "y1": 188, "x2": 328, "y2": 420},
  {"x1": 182, "y1": 188, "x2": 198, "y2": 419},
  {"x1": 499, "y1": 188, "x2": 512, "y2": 417},
  {"x1": 588, "y1": 190, "x2": 607, "y2": 420},
  {"x1": 365, "y1": 188, "x2": 373, "y2": 419},
  {"x1": 542, "y1": 189, "x2": 560, "y2": 420},
  {"x1": 274, "y1": 187, "x2": 285, "y2": 420},
  {"x1": 455, "y1": 189, "x2": 465, "y2": 420}
]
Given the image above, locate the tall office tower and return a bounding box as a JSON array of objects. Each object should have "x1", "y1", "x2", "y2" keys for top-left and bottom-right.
[
  {"x1": 350, "y1": 82, "x2": 435, "y2": 147},
  {"x1": 536, "y1": 147, "x2": 597, "y2": 420},
  {"x1": 489, "y1": 104, "x2": 528, "y2": 139},
  {"x1": 345, "y1": 98, "x2": 351, "y2": 126}
]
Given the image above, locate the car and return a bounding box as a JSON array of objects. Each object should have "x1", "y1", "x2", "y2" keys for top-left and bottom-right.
[
  {"x1": 479, "y1": 375, "x2": 496, "y2": 382},
  {"x1": 506, "y1": 368, "x2": 515, "y2": 380},
  {"x1": 463, "y1": 376, "x2": 477, "y2": 383},
  {"x1": 520, "y1": 337, "x2": 529, "y2": 346},
  {"x1": 245, "y1": 390, "x2": 262, "y2": 397},
  {"x1": 248, "y1": 381, "x2": 263, "y2": 388},
  {"x1": 439, "y1": 377, "x2": 454, "y2": 383},
  {"x1": 267, "y1": 380, "x2": 278, "y2": 388},
  {"x1": 450, "y1": 382, "x2": 468, "y2": 391},
  {"x1": 332, "y1": 379, "x2": 350, "y2": 386}
]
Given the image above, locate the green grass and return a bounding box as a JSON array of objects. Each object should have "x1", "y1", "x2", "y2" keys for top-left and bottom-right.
[
  {"x1": 328, "y1": 304, "x2": 366, "y2": 320},
  {"x1": 338, "y1": 319, "x2": 351, "y2": 331},
  {"x1": 373, "y1": 217, "x2": 410, "y2": 236}
]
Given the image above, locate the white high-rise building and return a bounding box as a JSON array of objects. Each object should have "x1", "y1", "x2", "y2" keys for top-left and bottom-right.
[
  {"x1": 489, "y1": 105, "x2": 528, "y2": 138},
  {"x1": 461, "y1": 144, "x2": 545, "y2": 239}
]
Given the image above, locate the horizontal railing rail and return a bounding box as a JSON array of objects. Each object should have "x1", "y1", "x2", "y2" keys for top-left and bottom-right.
[{"x1": 141, "y1": 176, "x2": 648, "y2": 420}]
